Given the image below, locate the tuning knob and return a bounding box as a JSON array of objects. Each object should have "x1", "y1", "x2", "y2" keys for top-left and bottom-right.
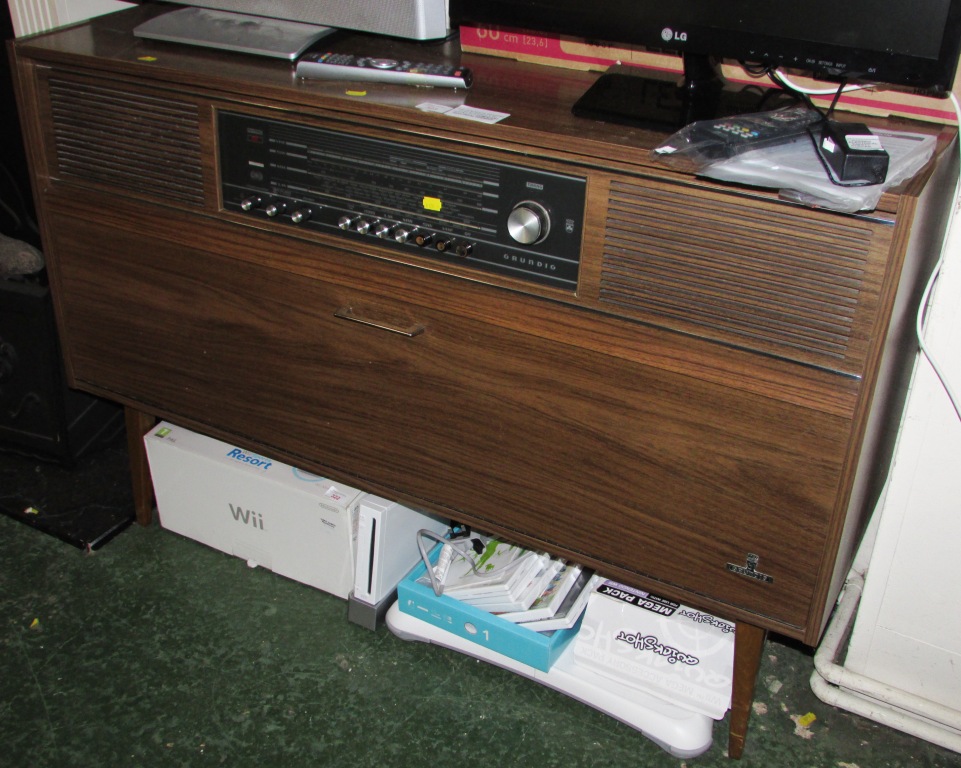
[
  {"x1": 240, "y1": 195, "x2": 262, "y2": 211},
  {"x1": 393, "y1": 226, "x2": 417, "y2": 244},
  {"x1": 291, "y1": 207, "x2": 312, "y2": 224},
  {"x1": 373, "y1": 222, "x2": 393, "y2": 238},
  {"x1": 265, "y1": 200, "x2": 288, "y2": 217},
  {"x1": 507, "y1": 201, "x2": 551, "y2": 245}
]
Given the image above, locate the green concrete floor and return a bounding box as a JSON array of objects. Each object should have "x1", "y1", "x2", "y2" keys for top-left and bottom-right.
[{"x1": 2, "y1": 437, "x2": 960, "y2": 768}]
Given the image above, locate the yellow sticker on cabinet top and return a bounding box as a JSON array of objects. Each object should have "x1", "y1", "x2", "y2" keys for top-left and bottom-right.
[{"x1": 422, "y1": 196, "x2": 442, "y2": 211}]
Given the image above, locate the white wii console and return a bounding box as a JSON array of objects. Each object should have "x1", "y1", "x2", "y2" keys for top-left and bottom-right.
[{"x1": 349, "y1": 495, "x2": 448, "y2": 629}]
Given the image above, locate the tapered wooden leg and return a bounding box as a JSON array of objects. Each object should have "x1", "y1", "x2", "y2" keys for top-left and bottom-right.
[
  {"x1": 728, "y1": 621, "x2": 767, "y2": 759},
  {"x1": 124, "y1": 406, "x2": 157, "y2": 526}
]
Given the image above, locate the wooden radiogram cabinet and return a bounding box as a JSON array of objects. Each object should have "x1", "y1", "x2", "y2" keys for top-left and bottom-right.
[{"x1": 10, "y1": 5, "x2": 957, "y2": 757}]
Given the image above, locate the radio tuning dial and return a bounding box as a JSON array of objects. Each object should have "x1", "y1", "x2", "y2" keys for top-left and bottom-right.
[
  {"x1": 373, "y1": 222, "x2": 392, "y2": 238},
  {"x1": 507, "y1": 201, "x2": 551, "y2": 245},
  {"x1": 240, "y1": 195, "x2": 262, "y2": 211},
  {"x1": 338, "y1": 215, "x2": 357, "y2": 230}
]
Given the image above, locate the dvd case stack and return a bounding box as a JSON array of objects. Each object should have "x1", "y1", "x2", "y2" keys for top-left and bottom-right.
[{"x1": 419, "y1": 536, "x2": 596, "y2": 633}]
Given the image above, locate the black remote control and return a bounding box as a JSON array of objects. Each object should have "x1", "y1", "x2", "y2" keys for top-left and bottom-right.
[{"x1": 296, "y1": 52, "x2": 473, "y2": 89}]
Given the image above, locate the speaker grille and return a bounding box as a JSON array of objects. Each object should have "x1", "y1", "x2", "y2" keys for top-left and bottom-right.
[
  {"x1": 46, "y1": 76, "x2": 204, "y2": 205},
  {"x1": 600, "y1": 180, "x2": 880, "y2": 371}
]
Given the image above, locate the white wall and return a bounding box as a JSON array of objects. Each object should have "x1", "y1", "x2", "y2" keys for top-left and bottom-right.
[
  {"x1": 843, "y1": 189, "x2": 961, "y2": 711},
  {"x1": 7, "y1": 0, "x2": 131, "y2": 36}
]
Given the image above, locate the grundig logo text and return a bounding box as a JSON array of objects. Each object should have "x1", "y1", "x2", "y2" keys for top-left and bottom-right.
[
  {"x1": 615, "y1": 631, "x2": 700, "y2": 665},
  {"x1": 502, "y1": 253, "x2": 557, "y2": 272}
]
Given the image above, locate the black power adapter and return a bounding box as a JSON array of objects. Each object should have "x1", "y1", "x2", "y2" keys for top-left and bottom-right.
[{"x1": 809, "y1": 120, "x2": 890, "y2": 185}]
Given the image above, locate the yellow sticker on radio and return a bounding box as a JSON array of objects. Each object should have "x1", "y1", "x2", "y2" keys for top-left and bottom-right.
[{"x1": 422, "y1": 196, "x2": 442, "y2": 212}]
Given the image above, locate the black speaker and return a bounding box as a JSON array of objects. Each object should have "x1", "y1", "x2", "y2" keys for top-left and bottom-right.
[{"x1": 0, "y1": 278, "x2": 122, "y2": 463}]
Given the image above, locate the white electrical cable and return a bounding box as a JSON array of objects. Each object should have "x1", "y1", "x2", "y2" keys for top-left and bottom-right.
[
  {"x1": 774, "y1": 75, "x2": 961, "y2": 419},
  {"x1": 771, "y1": 68, "x2": 873, "y2": 96},
  {"x1": 914, "y1": 91, "x2": 961, "y2": 422}
]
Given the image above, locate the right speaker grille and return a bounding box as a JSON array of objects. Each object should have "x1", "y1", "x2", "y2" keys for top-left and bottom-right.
[{"x1": 599, "y1": 180, "x2": 886, "y2": 373}]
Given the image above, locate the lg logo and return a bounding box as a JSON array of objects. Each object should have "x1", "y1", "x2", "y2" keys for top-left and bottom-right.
[{"x1": 661, "y1": 27, "x2": 688, "y2": 42}]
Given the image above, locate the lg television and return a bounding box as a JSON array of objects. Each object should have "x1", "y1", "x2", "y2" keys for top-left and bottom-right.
[{"x1": 449, "y1": 0, "x2": 961, "y2": 126}]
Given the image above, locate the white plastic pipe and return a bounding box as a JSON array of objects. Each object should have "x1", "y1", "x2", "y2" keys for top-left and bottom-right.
[{"x1": 810, "y1": 573, "x2": 961, "y2": 754}]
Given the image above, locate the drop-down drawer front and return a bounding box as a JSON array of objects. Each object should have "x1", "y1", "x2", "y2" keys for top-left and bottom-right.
[{"x1": 46, "y1": 200, "x2": 848, "y2": 637}]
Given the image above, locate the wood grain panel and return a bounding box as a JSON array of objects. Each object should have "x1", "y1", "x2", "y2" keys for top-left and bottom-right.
[
  {"x1": 49, "y1": 209, "x2": 850, "y2": 634},
  {"x1": 598, "y1": 180, "x2": 893, "y2": 374}
]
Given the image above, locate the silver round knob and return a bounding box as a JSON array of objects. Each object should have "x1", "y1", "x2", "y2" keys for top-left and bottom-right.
[
  {"x1": 373, "y1": 222, "x2": 392, "y2": 238},
  {"x1": 355, "y1": 219, "x2": 374, "y2": 235},
  {"x1": 291, "y1": 208, "x2": 312, "y2": 224},
  {"x1": 394, "y1": 227, "x2": 417, "y2": 244},
  {"x1": 507, "y1": 201, "x2": 550, "y2": 245},
  {"x1": 265, "y1": 200, "x2": 287, "y2": 217}
]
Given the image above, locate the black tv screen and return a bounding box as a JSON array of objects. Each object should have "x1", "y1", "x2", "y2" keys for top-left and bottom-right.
[{"x1": 450, "y1": 0, "x2": 961, "y2": 93}]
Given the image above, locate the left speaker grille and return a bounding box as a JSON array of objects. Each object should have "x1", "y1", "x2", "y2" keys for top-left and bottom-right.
[{"x1": 46, "y1": 76, "x2": 204, "y2": 205}]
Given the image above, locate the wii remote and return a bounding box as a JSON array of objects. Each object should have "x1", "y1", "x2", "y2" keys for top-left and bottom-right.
[{"x1": 296, "y1": 52, "x2": 473, "y2": 89}]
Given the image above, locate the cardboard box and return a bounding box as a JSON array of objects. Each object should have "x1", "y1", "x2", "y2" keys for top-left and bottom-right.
[
  {"x1": 396, "y1": 546, "x2": 582, "y2": 671},
  {"x1": 144, "y1": 422, "x2": 364, "y2": 599},
  {"x1": 571, "y1": 580, "x2": 735, "y2": 719},
  {"x1": 460, "y1": 25, "x2": 959, "y2": 125}
]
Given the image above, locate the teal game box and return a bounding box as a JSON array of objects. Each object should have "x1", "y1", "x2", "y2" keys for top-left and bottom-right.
[{"x1": 396, "y1": 546, "x2": 582, "y2": 672}]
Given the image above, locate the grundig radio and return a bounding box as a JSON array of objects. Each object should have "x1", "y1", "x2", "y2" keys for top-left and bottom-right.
[
  {"x1": 219, "y1": 111, "x2": 587, "y2": 290},
  {"x1": 11, "y1": 6, "x2": 958, "y2": 758}
]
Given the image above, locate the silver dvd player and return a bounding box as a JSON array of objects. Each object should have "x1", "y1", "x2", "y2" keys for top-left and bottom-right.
[{"x1": 134, "y1": 7, "x2": 334, "y2": 60}]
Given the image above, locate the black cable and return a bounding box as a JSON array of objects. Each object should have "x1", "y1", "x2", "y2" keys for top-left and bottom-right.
[{"x1": 825, "y1": 79, "x2": 847, "y2": 119}]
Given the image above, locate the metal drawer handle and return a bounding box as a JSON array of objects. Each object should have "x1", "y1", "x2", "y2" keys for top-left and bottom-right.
[{"x1": 334, "y1": 306, "x2": 425, "y2": 337}]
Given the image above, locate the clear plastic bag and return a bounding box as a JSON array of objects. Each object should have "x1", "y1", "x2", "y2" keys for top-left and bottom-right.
[
  {"x1": 652, "y1": 106, "x2": 823, "y2": 168},
  {"x1": 652, "y1": 107, "x2": 937, "y2": 213}
]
